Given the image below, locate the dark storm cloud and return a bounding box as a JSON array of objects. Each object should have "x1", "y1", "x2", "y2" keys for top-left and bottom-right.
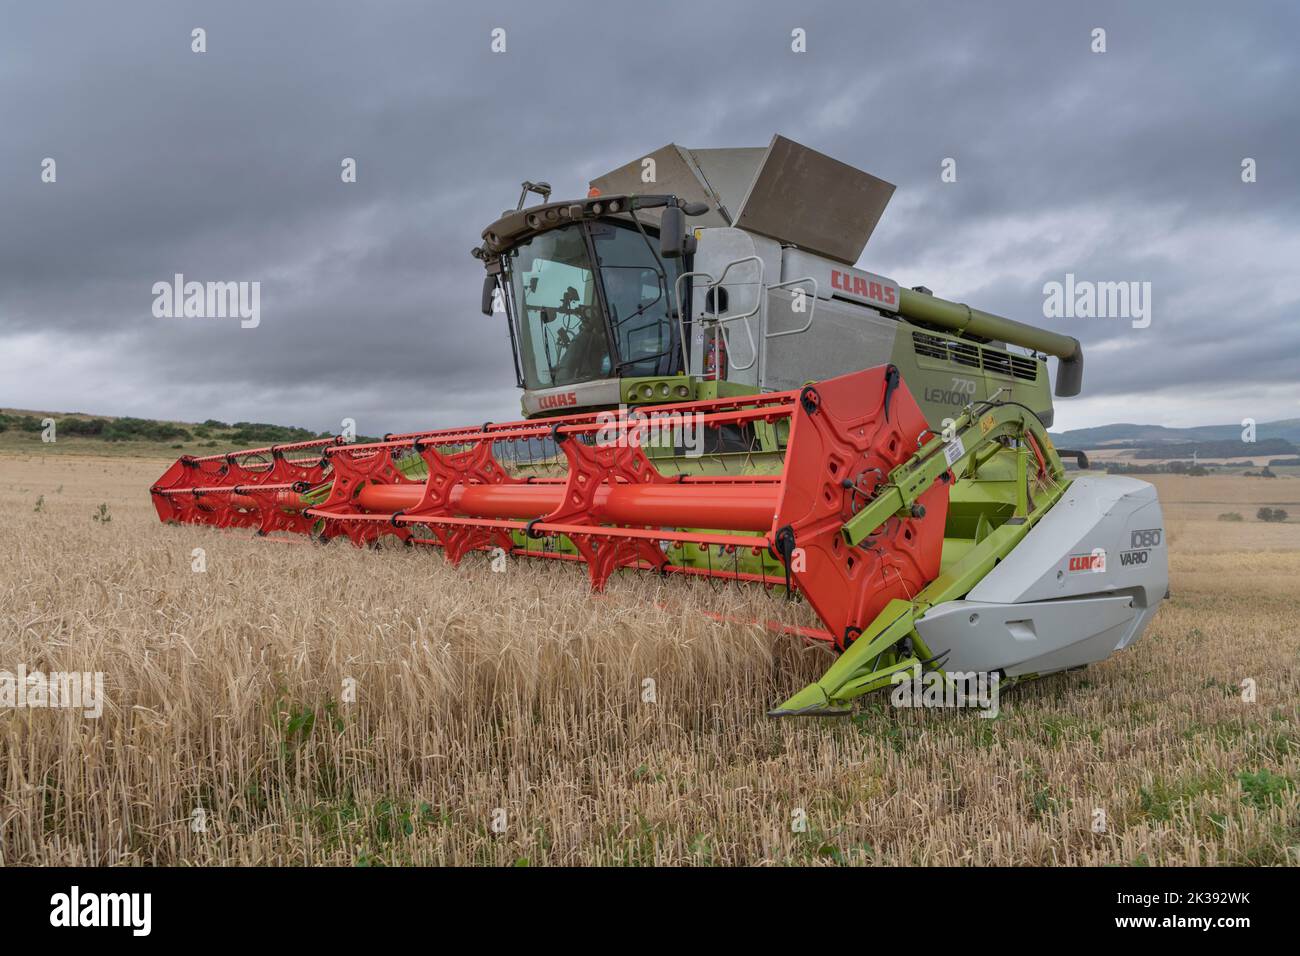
[{"x1": 1, "y1": 0, "x2": 1297, "y2": 432}]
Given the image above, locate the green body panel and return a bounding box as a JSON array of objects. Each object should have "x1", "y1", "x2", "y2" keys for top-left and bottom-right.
[
  {"x1": 679, "y1": 378, "x2": 760, "y2": 403},
  {"x1": 615, "y1": 375, "x2": 698, "y2": 406},
  {"x1": 887, "y1": 318, "x2": 1054, "y2": 430}
]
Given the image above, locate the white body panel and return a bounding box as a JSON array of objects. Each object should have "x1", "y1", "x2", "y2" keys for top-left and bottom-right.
[{"x1": 917, "y1": 476, "x2": 1168, "y2": 676}]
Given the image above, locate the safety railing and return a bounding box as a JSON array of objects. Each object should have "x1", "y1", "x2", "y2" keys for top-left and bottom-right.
[{"x1": 672, "y1": 257, "x2": 818, "y2": 380}]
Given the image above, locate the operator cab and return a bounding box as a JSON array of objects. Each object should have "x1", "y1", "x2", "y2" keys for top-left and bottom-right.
[
  {"x1": 474, "y1": 192, "x2": 702, "y2": 416},
  {"x1": 504, "y1": 217, "x2": 682, "y2": 388}
]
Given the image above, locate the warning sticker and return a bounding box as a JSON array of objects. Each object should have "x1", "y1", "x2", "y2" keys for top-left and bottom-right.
[{"x1": 943, "y1": 436, "x2": 966, "y2": 467}]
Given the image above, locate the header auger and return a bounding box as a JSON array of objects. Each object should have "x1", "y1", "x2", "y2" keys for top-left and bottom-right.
[{"x1": 151, "y1": 134, "x2": 1168, "y2": 716}]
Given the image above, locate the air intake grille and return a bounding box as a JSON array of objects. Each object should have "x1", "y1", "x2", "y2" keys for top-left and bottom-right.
[
  {"x1": 912, "y1": 331, "x2": 949, "y2": 360},
  {"x1": 1009, "y1": 355, "x2": 1039, "y2": 381},
  {"x1": 949, "y1": 341, "x2": 981, "y2": 368},
  {"x1": 981, "y1": 348, "x2": 1012, "y2": 377},
  {"x1": 911, "y1": 331, "x2": 1041, "y2": 381}
]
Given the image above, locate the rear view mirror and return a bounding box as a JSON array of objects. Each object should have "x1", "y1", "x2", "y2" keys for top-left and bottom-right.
[
  {"x1": 659, "y1": 205, "x2": 685, "y2": 259},
  {"x1": 481, "y1": 275, "x2": 497, "y2": 315}
]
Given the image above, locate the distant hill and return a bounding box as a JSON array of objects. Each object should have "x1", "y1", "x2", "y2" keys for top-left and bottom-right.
[
  {"x1": 0, "y1": 409, "x2": 328, "y2": 445},
  {"x1": 1131, "y1": 438, "x2": 1295, "y2": 460},
  {"x1": 1050, "y1": 418, "x2": 1300, "y2": 450},
  {"x1": 0, "y1": 408, "x2": 377, "y2": 458}
]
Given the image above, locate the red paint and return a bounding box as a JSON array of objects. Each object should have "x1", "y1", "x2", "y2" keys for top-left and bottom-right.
[
  {"x1": 150, "y1": 367, "x2": 947, "y2": 652},
  {"x1": 830, "y1": 269, "x2": 897, "y2": 307},
  {"x1": 538, "y1": 391, "x2": 578, "y2": 410}
]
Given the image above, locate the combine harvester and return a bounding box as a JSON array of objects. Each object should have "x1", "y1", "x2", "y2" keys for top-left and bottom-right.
[{"x1": 151, "y1": 136, "x2": 1168, "y2": 716}]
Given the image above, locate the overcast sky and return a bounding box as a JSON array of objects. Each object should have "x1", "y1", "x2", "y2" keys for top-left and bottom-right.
[{"x1": 2, "y1": 0, "x2": 1296, "y2": 434}]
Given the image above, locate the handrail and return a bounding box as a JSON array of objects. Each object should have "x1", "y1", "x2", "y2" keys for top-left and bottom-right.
[
  {"x1": 671, "y1": 259, "x2": 819, "y2": 379},
  {"x1": 709, "y1": 256, "x2": 764, "y2": 373},
  {"x1": 764, "y1": 276, "x2": 818, "y2": 339},
  {"x1": 672, "y1": 256, "x2": 766, "y2": 378},
  {"x1": 672, "y1": 268, "x2": 710, "y2": 375}
]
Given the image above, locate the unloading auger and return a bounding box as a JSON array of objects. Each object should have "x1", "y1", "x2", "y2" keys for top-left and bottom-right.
[{"x1": 151, "y1": 135, "x2": 1169, "y2": 716}]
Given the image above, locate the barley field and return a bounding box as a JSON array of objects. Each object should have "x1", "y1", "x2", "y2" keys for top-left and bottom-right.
[{"x1": 1, "y1": 454, "x2": 1296, "y2": 866}]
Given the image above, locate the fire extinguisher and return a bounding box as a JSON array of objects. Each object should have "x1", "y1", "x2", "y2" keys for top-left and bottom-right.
[{"x1": 703, "y1": 329, "x2": 728, "y2": 378}]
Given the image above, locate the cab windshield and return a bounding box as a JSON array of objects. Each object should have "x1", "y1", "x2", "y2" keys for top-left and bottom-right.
[{"x1": 503, "y1": 220, "x2": 681, "y2": 390}]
